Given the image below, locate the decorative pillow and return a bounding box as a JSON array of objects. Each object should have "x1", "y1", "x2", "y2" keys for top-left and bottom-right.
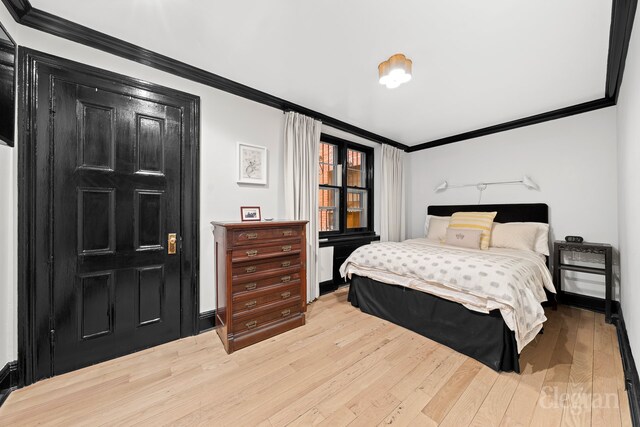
[
  {"x1": 425, "y1": 215, "x2": 450, "y2": 241},
  {"x1": 490, "y1": 223, "x2": 538, "y2": 252},
  {"x1": 491, "y1": 222, "x2": 550, "y2": 255},
  {"x1": 448, "y1": 211, "x2": 497, "y2": 250},
  {"x1": 444, "y1": 228, "x2": 482, "y2": 249}
]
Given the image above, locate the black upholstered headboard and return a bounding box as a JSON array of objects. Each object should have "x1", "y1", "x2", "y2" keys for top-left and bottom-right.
[{"x1": 427, "y1": 203, "x2": 548, "y2": 224}]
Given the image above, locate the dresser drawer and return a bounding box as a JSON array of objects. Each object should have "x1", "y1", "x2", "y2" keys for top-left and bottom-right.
[
  {"x1": 233, "y1": 300, "x2": 302, "y2": 334},
  {"x1": 232, "y1": 227, "x2": 302, "y2": 246},
  {"x1": 232, "y1": 242, "x2": 302, "y2": 262},
  {"x1": 232, "y1": 272, "x2": 301, "y2": 295},
  {"x1": 233, "y1": 283, "x2": 301, "y2": 315},
  {"x1": 232, "y1": 254, "x2": 301, "y2": 277}
]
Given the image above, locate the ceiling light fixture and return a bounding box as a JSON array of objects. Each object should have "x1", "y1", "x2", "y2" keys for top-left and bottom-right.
[{"x1": 378, "y1": 53, "x2": 412, "y2": 89}]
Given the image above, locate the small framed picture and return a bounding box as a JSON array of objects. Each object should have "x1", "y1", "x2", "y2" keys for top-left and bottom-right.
[
  {"x1": 240, "y1": 206, "x2": 261, "y2": 222},
  {"x1": 237, "y1": 142, "x2": 267, "y2": 185}
]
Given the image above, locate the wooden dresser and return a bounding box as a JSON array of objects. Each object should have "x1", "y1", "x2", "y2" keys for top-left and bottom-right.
[{"x1": 211, "y1": 220, "x2": 308, "y2": 353}]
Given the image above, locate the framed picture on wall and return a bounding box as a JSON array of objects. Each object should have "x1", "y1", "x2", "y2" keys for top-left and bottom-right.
[
  {"x1": 237, "y1": 142, "x2": 267, "y2": 185},
  {"x1": 240, "y1": 206, "x2": 261, "y2": 222}
]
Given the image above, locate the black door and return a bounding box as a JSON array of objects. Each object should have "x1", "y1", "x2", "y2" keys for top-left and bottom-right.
[
  {"x1": 19, "y1": 49, "x2": 200, "y2": 384},
  {"x1": 51, "y1": 82, "x2": 182, "y2": 374}
]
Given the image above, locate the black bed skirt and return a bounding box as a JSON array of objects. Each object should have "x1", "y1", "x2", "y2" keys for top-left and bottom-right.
[{"x1": 348, "y1": 275, "x2": 520, "y2": 373}]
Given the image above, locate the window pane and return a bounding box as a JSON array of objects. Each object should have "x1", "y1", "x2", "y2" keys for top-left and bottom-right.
[
  {"x1": 347, "y1": 189, "x2": 367, "y2": 229},
  {"x1": 319, "y1": 142, "x2": 340, "y2": 186},
  {"x1": 347, "y1": 149, "x2": 366, "y2": 188},
  {"x1": 319, "y1": 188, "x2": 340, "y2": 232}
]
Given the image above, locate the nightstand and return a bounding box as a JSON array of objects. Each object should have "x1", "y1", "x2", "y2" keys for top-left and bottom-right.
[{"x1": 553, "y1": 241, "x2": 613, "y2": 323}]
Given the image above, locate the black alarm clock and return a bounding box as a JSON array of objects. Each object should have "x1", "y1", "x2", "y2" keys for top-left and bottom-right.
[{"x1": 565, "y1": 235, "x2": 584, "y2": 243}]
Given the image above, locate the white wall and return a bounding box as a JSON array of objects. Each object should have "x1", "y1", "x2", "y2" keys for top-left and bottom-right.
[
  {"x1": 406, "y1": 107, "x2": 619, "y2": 298},
  {"x1": 0, "y1": 146, "x2": 17, "y2": 370},
  {"x1": 616, "y1": 6, "x2": 640, "y2": 365},
  {"x1": 0, "y1": 8, "x2": 18, "y2": 370}
]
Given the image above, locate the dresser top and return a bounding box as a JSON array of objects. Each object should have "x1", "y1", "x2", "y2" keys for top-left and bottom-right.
[{"x1": 211, "y1": 220, "x2": 308, "y2": 229}]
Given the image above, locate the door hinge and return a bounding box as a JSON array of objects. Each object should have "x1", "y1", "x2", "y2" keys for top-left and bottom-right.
[{"x1": 50, "y1": 329, "x2": 56, "y2": 346}]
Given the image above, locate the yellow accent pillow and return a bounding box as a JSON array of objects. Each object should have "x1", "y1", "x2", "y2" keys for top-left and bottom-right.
[{"x1": 448, "y1": 211, "x2": 497, "y2": 250}]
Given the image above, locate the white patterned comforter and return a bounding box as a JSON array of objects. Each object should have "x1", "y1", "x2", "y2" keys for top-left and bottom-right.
[{"x1": 339, "y1": 238, "x2": 556, "y2": 352}]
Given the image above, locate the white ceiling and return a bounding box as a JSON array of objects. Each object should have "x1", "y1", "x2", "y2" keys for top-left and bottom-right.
[{"x1": 31, "y1": 0, "x2": 613, "y2": 146}]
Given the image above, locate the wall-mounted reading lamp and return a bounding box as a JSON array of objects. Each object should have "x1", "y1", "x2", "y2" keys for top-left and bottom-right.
[{"x1": 434, "y1": 175, "x2": 539, "y2": 203}]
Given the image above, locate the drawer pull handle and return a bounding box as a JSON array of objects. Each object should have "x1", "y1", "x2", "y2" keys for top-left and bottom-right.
[
  {"x1": 282, "y1": 245, "x2": 292, "y2": 252},
  {"x1": 281, "y1": 261, "x2": 291, "y2": 268},
  {"x1": 245, "y1": 266, "x2": 257, "y2": 273},
  {"x1": 246, "y1": 250, "x2": 258, "y2": 257},
  {"x1": 245, "y1": 283, "x2": 257, "y2": 291},
  {"x1": 281, "y1": 276, "x2": 291, "y2": 283},
  {"x1": 281, "y1": 309, "x2": 291, "y2": 317},
  {"x1": 246, "y1": 320, "x2": 258, "y2": 329},
  {"x1": 245, "y1": 300, "x2": 257, "y2": 309},
  {"x1": 282, "y1": 230, "x2": 293, "y2": 236},
  {"x1": 245, "y1": 233, "x2": 258, "y2": 239},
  {"x1": 281, "y1": 291, "x2": 291, "y2": 299}
]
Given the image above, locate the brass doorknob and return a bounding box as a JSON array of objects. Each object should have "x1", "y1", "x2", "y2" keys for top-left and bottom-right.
[{"x1": 168, "y1": 233, "x2": 177, "y2": 254}]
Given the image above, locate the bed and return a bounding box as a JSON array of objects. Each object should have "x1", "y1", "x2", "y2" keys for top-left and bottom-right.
[{"x1": 341, "y1": 203, "x2": 556, "y2": 373}]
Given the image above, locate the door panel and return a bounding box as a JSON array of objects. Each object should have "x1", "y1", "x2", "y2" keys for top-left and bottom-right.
[{"x1": 51, "y1": 80, "x2": 182, "y2": 375}]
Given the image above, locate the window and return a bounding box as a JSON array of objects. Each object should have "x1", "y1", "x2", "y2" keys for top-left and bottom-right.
[{"x1": 318, "y1": 134, "x2": 373, "y2": 236}]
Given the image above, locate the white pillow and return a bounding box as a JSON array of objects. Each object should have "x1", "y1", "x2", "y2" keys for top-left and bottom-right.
[
  {"x1": 425, "y1": 215, "x2": 450, "y2": 241},
  {"x1": 490, "y1": 222, "x2": 550, "y2": 255}
]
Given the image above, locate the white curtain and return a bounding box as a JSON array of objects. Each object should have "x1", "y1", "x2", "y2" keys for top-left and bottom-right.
[
  {"x1": 284, "y1": 112, "x2": 322, "y2": 302},
  {"x1": 381, "y1": 144, "x2": 406, "y2": 242}
]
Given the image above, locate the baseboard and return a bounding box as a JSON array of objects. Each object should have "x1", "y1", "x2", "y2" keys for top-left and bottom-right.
[
  {"x1": 0, "y1": 360, "x2": 18, "y2": 408},
  {"x1": 198, "y1": 310, "x2": 216, "y2": 333},
  {"x1": 614, "y1": 307, "x2": 640, "y2": 426}
]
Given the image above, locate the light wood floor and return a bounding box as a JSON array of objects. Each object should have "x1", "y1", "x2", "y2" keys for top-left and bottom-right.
[{"x1": 0, "y1": 288, "x2": 631, "y2": 426}]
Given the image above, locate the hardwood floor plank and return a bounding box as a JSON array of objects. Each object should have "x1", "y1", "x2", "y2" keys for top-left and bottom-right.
[
  {"x1": 421, "y1": 358, "x2": 483, "y2": 423},
  {"x1": 316, "y1": 406, "x2": 357, "y2": 426},
  {"x1": 345, "y1": 392, "x2": 401, "y2": 427},
  {"x1": 560, "y1": 310, "x2": 596, "y2": 427},
  {"x1": 267, "y1": 331, "x2": 412, "y2": 426},
  {"x1": 439, "y1": 365, "x2": 499, "y2": 427},
  {"x1": 381, "y1": 387, "x2": 434, "y2": 427},
  {"x1": 592, "y1": 314, "x2": 622, "y2": 427},
  {"x1": 287, "y1": 407, "x2": 325, "y2": 426},
  {"x1": 529, "y1": 305, "x2": 581, "y2": 426},
  {"x1": 344, "y1": 340, "x2": 437, "y2": 418},
  {"x1": 469, "y1": 372, "x2": 520, "y2": 427},
  {"x1": 499, "y1": 307, "x2": 563, "y2": 426}
]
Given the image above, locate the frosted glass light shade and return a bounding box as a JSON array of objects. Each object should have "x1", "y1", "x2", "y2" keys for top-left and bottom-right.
[{"x1": 379, "y1": 53, "x2": 412, "y2": 89}]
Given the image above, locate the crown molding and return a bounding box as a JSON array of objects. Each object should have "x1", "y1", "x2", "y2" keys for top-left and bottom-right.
[
  {"x1": 607, "y1": 0, "x2": 639, "y2": 102},
  {"x1": 405, "y1": 98, "x2": 616, "y2": 152}
]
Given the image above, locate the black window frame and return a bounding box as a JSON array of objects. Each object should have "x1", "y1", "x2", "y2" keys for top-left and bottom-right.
[{"x1": 319, "y1": 133, "x2": 374, "y2": 238}]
